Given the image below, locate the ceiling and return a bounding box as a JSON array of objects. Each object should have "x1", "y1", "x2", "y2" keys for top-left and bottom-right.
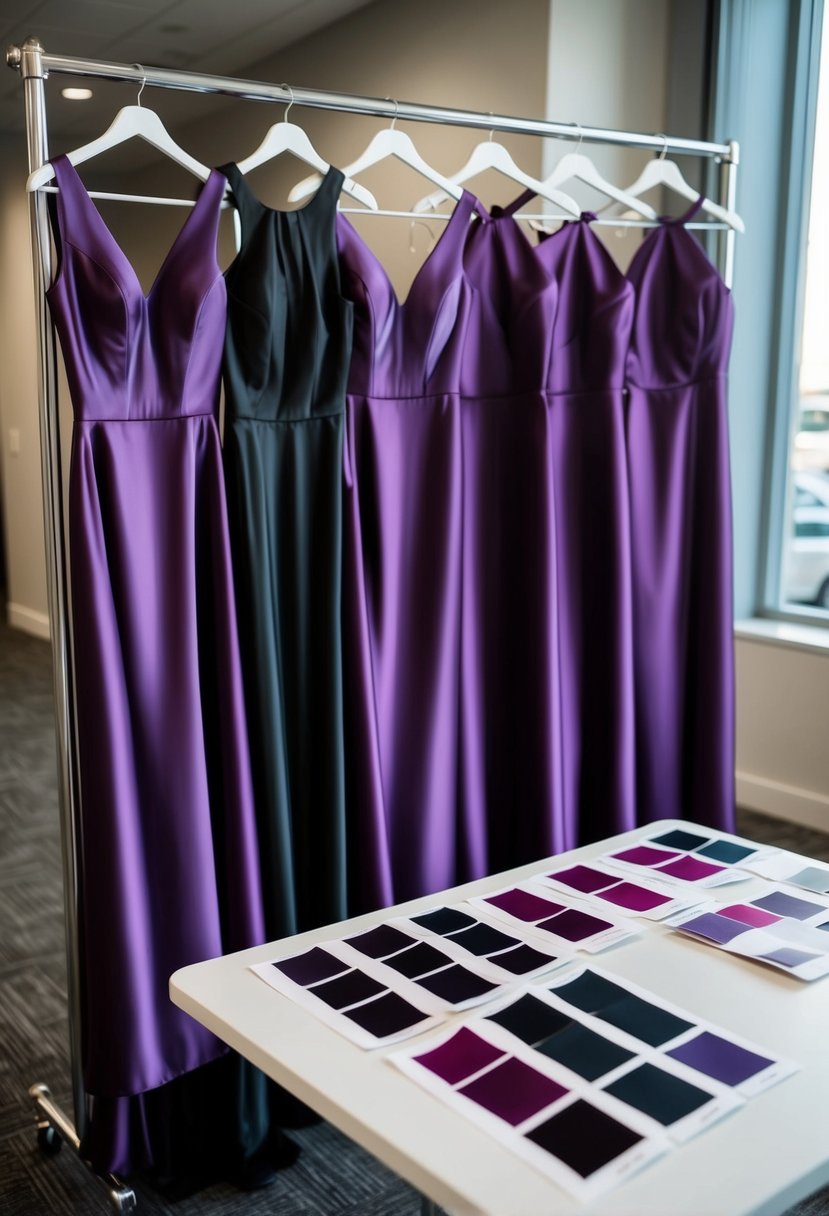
[{"x1": 0, "y1": 0, "x2": 375, "y2": 141}]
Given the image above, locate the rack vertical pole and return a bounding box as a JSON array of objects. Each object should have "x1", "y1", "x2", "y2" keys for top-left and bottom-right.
[
  {"x1": 719, "y1": 138, "x2": 740, "y2": 288},
  {"x1": 11, "y1": 35, "x2": 137, "y2": 1212}
]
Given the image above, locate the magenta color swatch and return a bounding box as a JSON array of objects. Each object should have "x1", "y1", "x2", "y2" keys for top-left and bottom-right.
[
  {"x1": 547, "y1": 865, "x2": 617, "y2": 894},
  {"x1": 656, "y1": 855, "x2": 725, "y2": 882},
  {"x1": 458, "y1": 1056, "x2": 568, "y2": 1125},
  {"x1": 719, "y1": 903, "x2": 781, "y2": 928},
  {"x1": 485, "y1": 888, "x2": 565, "y2": 922},
  {"x1": 413, "y1": 1027, "x2": 504, "y2": 1085},
  {"x1": 599, "y1": 882, "x2": 671, "y2": 912},
  {"x1": 540, "y1": 908, "x2": 613, "y2": 941},
  {"x1": 612, "y1": 845, "x2": 680, "y2": 866}
]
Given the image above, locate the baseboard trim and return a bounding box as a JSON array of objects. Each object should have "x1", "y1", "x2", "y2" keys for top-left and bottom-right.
[
  {"x1": 6, "y1": 602, "x2": 50, "y2": 640},
  {"x1": 736, "y1": 770, "x2": 829, "y2": 835}
]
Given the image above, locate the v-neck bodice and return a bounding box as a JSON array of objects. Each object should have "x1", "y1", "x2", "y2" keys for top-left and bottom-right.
[
  {"x1": 337, "y1": 189, "x2": 478, "y2": 398},
  {"x1": 46, "y1": 154, "x2": 226, "y2": 421}
]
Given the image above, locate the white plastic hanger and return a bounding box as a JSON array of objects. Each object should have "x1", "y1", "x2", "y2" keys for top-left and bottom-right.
[
  {"x1": 540, "y1": 125, "x2": 658, "y2": 220},
  {"x1": 236, "y1": 86, "x2": 378, "y2": 210},
  {"x1": 289, "y1": 100, "x2": 466, "y2": 206},
  {"x1": 618, "y1": 135, "x2": 745, "y2": 232},
  {"x1": 411, "y1": 129, "x2": 580, "y2": 217},
  {"x1": 27, "y1": 66, "x2": 209, "y2": 192}
]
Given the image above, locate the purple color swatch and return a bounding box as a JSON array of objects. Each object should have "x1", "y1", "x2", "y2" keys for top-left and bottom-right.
[
  {"x1": 274, "y1": 947, "x2": 348, "y2": 986},
  {"x1": 599, "y1": 882, "x2": 671, "y2": 912},
  {"x1": 548, "y1": 865, "x2": 617, "y2": 894},
  {"x1": 656, "y1": 855, "x2": 725, "y2": 882},
  {"x1": 458, "y1": 1057, "x2": 568, "y2": 1125},
  {"x1": 612, "y1": 845, "x2": 679, "y2": 866},
  {"x1": 413, "y1": 1027, "x2": 504, "y2": 1085},
  {"x1": 343, "y1": 992, "x2": 427, "y2": 1037},
  {"x1": 540, "y1": 908, "x2": 613, "y2": 941},
  {"x1": 752, "y1": 891, "x2": 824, "y2": 921},
  {"x1": 761, "y1": 947, "x2": 821, "y2": 969},
  {"x1": 345, "y1": 924, "x2": 414, "y2": 958},
  {"x1": 668, "y1": 1031, "x2": 773, "y2": 1086},
  {"x1": 485, "y1": 888, "x2": 565, "y2": 922},
  {"x1": 311, "y1": 969, "x2": 386, "y2": 1009},
  {"x1": 678, "y1": 912, "x2": 747, "y2": 945},
  {"x1": 494, "y1": 944, "x2": 558, "y2": 974},
  {"x1": 719, "y1": 904, "x2": 781, "y2": 928}
]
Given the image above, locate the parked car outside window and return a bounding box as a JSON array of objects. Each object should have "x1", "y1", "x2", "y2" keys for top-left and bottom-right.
[{"x1": 783, "y1": 470, "x2": 829, "y2": 609}]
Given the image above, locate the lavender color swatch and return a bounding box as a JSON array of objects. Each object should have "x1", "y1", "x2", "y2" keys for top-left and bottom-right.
[
  {"x1": 413, "y1": 1027, "x2": 504, "y2": 1085},
  {"x1": 668, "y1": 1031, "x2": 773, "y2": 1086},
  {"x1": 678, "y1": 912, "x2": 748, "y2": 945},
  {"x1": 458, "y1": 1057, "x2": 568, "y2": 1125},
  {"x1": 752, "y1": 891, "x2": 824, "y2": 920},
  {"x1": 761, "y1": 947, "x2": 821, "y2": 969}
]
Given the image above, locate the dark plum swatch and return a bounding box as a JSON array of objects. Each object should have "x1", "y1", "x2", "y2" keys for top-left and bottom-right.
[{"x1": 274, "y1": 947, "x2": 348, "y2": 986}]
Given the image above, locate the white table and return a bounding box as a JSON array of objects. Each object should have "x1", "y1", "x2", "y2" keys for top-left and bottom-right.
[{"x1": 170, "y1": 820, "x2": 829, "y2": 1216}]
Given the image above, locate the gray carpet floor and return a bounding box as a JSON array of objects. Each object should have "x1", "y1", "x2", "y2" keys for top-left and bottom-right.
[{"x1": 1, "y1": 611, "x2": 828, "y2": 1215}]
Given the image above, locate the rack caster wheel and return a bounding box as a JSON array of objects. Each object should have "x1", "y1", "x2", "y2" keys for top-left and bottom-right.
[{"x1": 37, "y1": 1124, "x2": 63, "y2": 1156}]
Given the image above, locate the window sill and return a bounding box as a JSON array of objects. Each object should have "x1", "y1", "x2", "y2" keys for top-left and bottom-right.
[{"x1": 735, "y1": 617, "x2": 829, "y2": 656}]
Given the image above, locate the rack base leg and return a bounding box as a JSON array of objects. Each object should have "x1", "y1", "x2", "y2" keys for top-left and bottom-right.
[{"x1": 29, "y1": 1082, "x2": 137, "y2": 1213}]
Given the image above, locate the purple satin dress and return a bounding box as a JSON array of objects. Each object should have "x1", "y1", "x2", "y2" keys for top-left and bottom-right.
[
  {"x1": 625, "y1": 198, "x2": 735, "y2": 830},
  {"x1": 46, "y1": 156, "x2": 266, "y2": 1170},
  {"x1": 533, "y1": 209, "x2": 637, "y2": 843},
  {"x1": 338, "y1": 192, "x2": 479, "y2": 907}
]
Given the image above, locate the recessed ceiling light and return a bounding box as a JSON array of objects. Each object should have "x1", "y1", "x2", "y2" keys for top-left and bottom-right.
[{"x1": 62, "y1": 87, "x2": 93, "y2": 101}]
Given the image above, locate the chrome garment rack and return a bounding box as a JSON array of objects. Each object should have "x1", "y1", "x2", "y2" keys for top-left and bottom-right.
[{"x1": 6, "y1": 36, "x2": 740, "y2": 1213}]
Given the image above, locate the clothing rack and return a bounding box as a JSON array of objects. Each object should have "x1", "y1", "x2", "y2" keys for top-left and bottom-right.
[{"x1": 6, "y1": 36, "x2": 740, "y2": 1213}]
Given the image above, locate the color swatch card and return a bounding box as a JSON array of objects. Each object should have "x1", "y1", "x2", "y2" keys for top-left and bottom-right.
[
  {"x1": 251, "y1": 946, "x2": 443, "y2": 1048},
  {"x1": 742, "y1": 849, "x2": 829, "y2": 895},
  {"x1": 391, "y1": 1016, "x2": 667, "y2": 1200},
  {"x1": 392, "y1": 965, "x2": 795, "y2": 1200},
  {"x1": 468, "y1": 881, "x2": 640, "y2": 953},
  {"x1": 667, "y1": 892, "x2": 829, "y2": 981},
  {"x1": 600, "y1": 831, "x2": 768, "y2": 888},
  {"x1": 390, "y1": 905, "x2": 573, "y2": 980},
  {"x1": 540, "y1": 861, "x2": 702, "y2": 920}
]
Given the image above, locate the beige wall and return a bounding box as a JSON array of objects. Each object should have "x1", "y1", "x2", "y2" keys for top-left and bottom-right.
[{"x1": 0, "y1": 133, "x2": 49, "y2": 637}]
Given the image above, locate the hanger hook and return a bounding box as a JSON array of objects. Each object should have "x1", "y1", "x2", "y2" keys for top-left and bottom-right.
[
  {"x1": 488, "y1": 112, "x2": 494, "y2": 143},
  {"x1": 385, "y1": 97, "x2": 399, "y2": 131},
  {"x1": 570, "y1": 120, "x2": 583, "y2": 152},
  {"x1": 133, "y1": 63, "x2": 146, "y2": 108},
  {"x1": 281, "y1": 83, "x2": 295, "y2": 122},
  {"x1": 656, "y1": 132, "x2": 669, "y2": 161}
]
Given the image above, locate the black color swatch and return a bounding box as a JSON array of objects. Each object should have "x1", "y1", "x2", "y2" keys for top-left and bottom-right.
[
  {"x1": 597, "y1": 996, "x2": 694, "y2": 1047},
  {"x1": 382, "y1": 942, "x2": 451, "y2": 979},
  {"x1": 535, "y1": 1023, "x2": 635, "y2": 1080},
  {"x1": 345, "y1": 924, "x2": 414, "y2": 959},
  {"x1": 411, "y1": 908, "x2": 477, "y2": 935},
  {"x1": 487, "y1": 994, "x2": 572, "y2": 1045},
  {"x1": 553, "y1": 971, "x2": 629, "y2": 1013},
  {"x1": 605, "y1": 1063, "x2": 712, "y2": 1125},
  {"x1": 651, "y1": 828, "x2": 710, "y2": 851},
  {"x1": 447, "y1": 922, "x2": 520, "y2": 956},
  {"x1": 343, "y1": 991, "x2": 426, "y2": 1037},
  {"x1": 494, "y1": 944, "x2": 557, "y2": 975},
  {"x1": 310, "y1": 969, "x2": 386, "y2": 1009},
  {"x1": 416, "y1": 965, "x2": 499, "y2": 1004},
  {"x1": 274, "y1": 947, "x2": 348, "y2": 986},
  {"x1": 526, "y1": 1100, "x2": 643, "y2": 1177}
]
